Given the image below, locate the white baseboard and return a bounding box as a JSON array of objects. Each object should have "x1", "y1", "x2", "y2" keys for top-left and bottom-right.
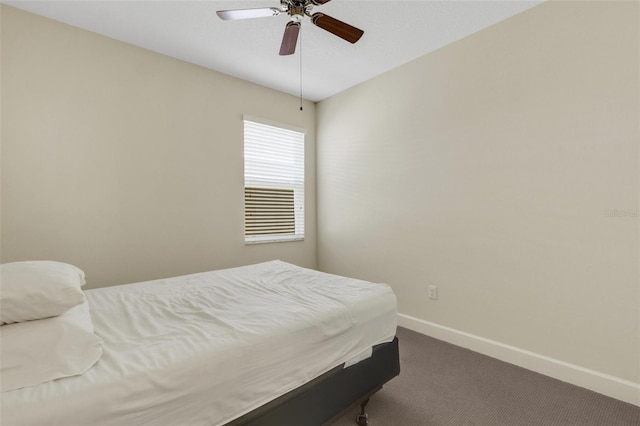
[{"x1": 398, "y1": 313, "x2": 640, "y2": 407}]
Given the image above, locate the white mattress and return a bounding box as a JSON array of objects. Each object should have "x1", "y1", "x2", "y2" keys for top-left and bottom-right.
[{"x1": 2, "y1": 261, "x2": 397, "y2": 425}]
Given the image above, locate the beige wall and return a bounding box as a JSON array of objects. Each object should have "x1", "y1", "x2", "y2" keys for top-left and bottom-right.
[
  {"x1": 1, "y1": 5, "x2": 317, "y2": 288},
  {"x1": 317, "y1": 0, "x2": 639, "y2": 386}
]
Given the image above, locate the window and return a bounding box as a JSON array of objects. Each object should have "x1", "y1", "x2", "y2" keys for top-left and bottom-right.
[{"x1": 243, "y1": 115, "x2": 305, "y2": 243}]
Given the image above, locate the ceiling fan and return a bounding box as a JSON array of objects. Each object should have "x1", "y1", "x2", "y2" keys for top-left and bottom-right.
[{"x1": 216, "y1": 0, "x2": 364, "y2": 56}]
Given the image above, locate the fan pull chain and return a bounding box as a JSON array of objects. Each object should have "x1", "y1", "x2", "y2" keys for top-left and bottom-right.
[{"x1": 299, "y1": 26, "x2": 303, "y2": 111}]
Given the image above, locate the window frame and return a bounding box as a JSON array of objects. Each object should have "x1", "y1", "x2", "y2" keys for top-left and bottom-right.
[{"x1": 243, "y1": 114, "x2": 306, "y2": 244}]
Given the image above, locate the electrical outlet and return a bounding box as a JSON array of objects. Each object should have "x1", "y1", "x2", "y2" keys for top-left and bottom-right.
[{"x1": 428, "y1": 285, "x2": 438, "y2": 300}]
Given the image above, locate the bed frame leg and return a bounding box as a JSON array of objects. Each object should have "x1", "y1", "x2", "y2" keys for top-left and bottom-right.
[{"x1": 355, "y1": 398, "x2": 369, "y2": 426}]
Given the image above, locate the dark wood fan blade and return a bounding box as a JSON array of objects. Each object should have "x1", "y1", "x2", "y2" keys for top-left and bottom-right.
[
  {"x1": 216, "y1": 8, "x2": 281, "y2": 20},
  {"x1": 311, "y1": 13, "x2": 363, "y2": 44},
  {"x1": 279, "y1": 22, "x2": 301, "y2": 56}
]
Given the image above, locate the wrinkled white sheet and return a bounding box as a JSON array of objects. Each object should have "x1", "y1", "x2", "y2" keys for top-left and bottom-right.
[{"x1": 1, "y1": 261, "x2": 397, "y2": 426}]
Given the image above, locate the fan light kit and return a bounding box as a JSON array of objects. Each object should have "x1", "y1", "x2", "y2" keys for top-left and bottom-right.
[{"x1": 217, "y1": 0, "x2": 364, "y2": 55}]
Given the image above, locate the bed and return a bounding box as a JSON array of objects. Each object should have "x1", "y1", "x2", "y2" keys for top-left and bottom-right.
[{"x1": 1, "y1": 260, "x2": 399, "y2": 425}]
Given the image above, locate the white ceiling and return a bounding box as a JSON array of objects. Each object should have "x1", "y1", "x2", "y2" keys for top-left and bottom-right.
[{"x1": 4, "y1": 0, "x2": 543, "y2": 102}]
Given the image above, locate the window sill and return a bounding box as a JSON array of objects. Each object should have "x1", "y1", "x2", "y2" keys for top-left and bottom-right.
[{"x1": 245, "y1": 236, "x2": 304, "y2": 245}]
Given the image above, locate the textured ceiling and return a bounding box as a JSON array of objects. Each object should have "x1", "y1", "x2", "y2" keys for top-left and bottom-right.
[{"x1": 4, "y1": 1, "x2": 543, "y2": 102}]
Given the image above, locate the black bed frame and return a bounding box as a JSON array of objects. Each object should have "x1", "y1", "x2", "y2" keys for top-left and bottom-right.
[{"x1": 226, "y1": 337, "x2": 400, "y2": 426}]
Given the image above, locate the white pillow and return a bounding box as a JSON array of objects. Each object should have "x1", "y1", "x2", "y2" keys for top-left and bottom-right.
[
  {"x1": 1, "y1": 261, "x2": 87, "y2": 325},
  {"x1": 0, "y1": 300, "x2": 103, "y2": 392}
]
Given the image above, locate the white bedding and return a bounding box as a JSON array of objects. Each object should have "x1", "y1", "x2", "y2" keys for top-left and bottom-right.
[{"x1": 1, "y1": 260, "x2": 397, "y2": 426}]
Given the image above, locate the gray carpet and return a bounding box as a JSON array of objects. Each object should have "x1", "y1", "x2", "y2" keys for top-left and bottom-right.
[{"x1": 331, "y1": 327, "x2": 640, "y2": 426}]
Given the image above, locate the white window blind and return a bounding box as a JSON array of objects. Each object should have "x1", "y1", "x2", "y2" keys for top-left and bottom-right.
[{"x1": 243, "y1": 116, "x2": 305, "y2": 243}]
